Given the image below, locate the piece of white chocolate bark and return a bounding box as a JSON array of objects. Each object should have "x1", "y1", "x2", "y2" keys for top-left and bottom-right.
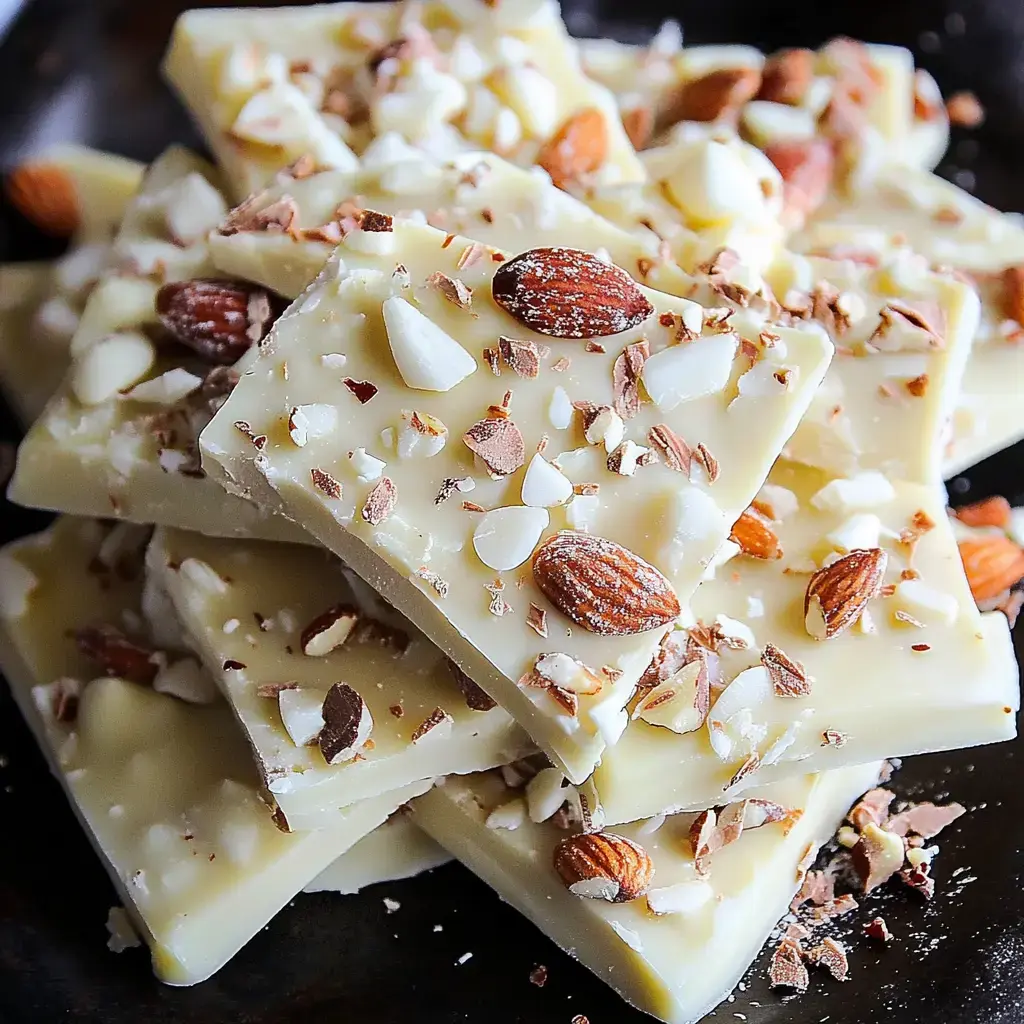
[
  {"x1": 414, "y1": 761, "x2": 884, "y2": 1024},
  {"x1": 792, "y1": 164, "x2": 1024, "y2": 475},
  {"x1": 208, "y1": 146, "x2": 690, "y2": 302},
  {"x1": 149, "y1": 527, "x2": 534, "y2": 830},
  {"x1": 163, "y1": 1, "x2": 641, "y2": 201},
  {"x1": 0, "y1": 516, "x2": 430, "y2": 985},
  {"x1": 303, "y1": 811, "x2": 450, "y2": 893},
  {"x1": 6, "y1": 147, "x2": 306, "y2": 543},
  {"x1": 201, "y1": 220, "x2": 833, "y2": 782}
]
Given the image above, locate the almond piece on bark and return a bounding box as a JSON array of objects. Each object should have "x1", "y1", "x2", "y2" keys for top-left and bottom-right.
[
  {"x1": 318, "y1": 682, "x2": 372, "y2": 764},
  {"x1": 1000, "y1": 265, "x2": 1024, "y2": 325},
  {"x1": 757, "y1": 48, "x2": 814, "y2": 105},
  {"x1": 553, "y1": 831, "x2": 654, "y2": 902},
  {"x1": 763, "y1": 139, "x2": 834, "y2": 225},
  {"x1": 491, "y1": 247, "x2": 653, "y2": 339},
  {"x1": 663, "y1": 67, "x2": 761, "y2": 126},
  {"x1": 804, "y1": 548, "x2": 887, "y2": 640},
  {"x1": 730, "y1": 507, "x2": 783, "y2": 559},
  {"x1": 762, "y1": 642, "x2": 811, "y2": 696},
  {"x1": 533, "y1": 531, "x2": 680, "y2": 636},
  {"x1": 953, "y1": 495, "x2": 1011, "y2": 529},
  {"x1": 5, "y1": 161, "x2": 80, "y2": 235},
  {"x1": 536, "y1": 107, "x2": 609, "y2": 190},
  {"x1": 958, "y1": 535, "x2": 1024, "y2": 602},
  {"x1": 300, "y1": 604, "x2": 359, "y2": 656},
  {"x1": 74, "y1": 626, "x2": 158, "y2": 685}
]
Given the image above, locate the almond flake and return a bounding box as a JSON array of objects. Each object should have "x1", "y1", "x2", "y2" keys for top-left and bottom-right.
[
  {"x1": 462, "y1": 417, "x2": 525, "y2": 478},
  {"x1": 311, "y1": 468, "x2": 343, "y2": 499},
  {"x1": 435, "y1": 476, "x2": 472, "y2": 504},
  {"x1": 457, "y1": 244, "x2": 486, "y2": 270},
  {"x1": 498, "y1": 337, "x2": 540, "y2": 379},
  {"x1": 416, "y1": 567, "x2": 449, "y2": 598},
  {"x1": 485, "y1": 579, "x2": 513, "y2": 617},
  {"x1": 287, "y1": 406, "x2": 309, "y2": 446},
  {"x1": 301, "y1": 604, "x2": 359, "y2": 656},
  {"x1": 446, "y1": 658, "x2": 497, "y2": 711},
  {"x1": 647, "y1": 424, "x2": 693, "y2": 473},
  {"x1": 807, "y1": 938, "x2": 849, "y2": 982},
  {"x1": 905, "y1": 373, "x2": 929, "y2": 397},
  {"x1": 319, "y1": 682, "x2": 373, "y2": 765},
  {"x1": 483, "y1": 347, "x2": 501, "y2": 375},
  {"x1": 693, "y1": 443, "x2": 719, "y2": 483},
  {"x1": 411, "y1": 706, "x2": 454, "y2": 743},
  {"x1": 822, "y1": 729, "x2": 848, "y2": 747},
  {"x1": 550, "y1": 356, "x2": 571, "y2": 372},
  {"x1": 428, "y1": 271, "x2": 472, "y2": 310},
  {"x1": 234, "y1": 420, "x2": 267, "y2": 451},
  {"x1": 361, "y1": 477, "x2": 397, "y2": 525},
  {"x1": 527, "y1": 604, "x2": 549, "y2": 637},
  {"x1": 585, "y1": 341, "x2": 606, "y2": 353},
  {"x1": 612, "y1": 340, "x2": 650, "y2": 420},
  {"x1": 727, "y1": 752, "x2": 761, "y2": 789},
  {"x1": 762, "y1": 643, "x2": 811, "y2": 697},
  {"x1": 769, "y1": 938, "x2": 809, "y2": 991},
  {"x1": 343, "y1": 378, "x2": 379, "y2": 404}
]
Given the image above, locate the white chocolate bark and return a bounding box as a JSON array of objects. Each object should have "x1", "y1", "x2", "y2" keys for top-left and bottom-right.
[
  {"x1": 793, "y1": 164, "x2": 1024, "y2": 474},
  {"x1": 303, "y1": 811, "x2": 450, "y2": 893},
  {"x1": 208, "y1": 148, "x2": 690, "y2": 302},
  {"x1": 163, "y1": 2, "x2": 641, "y2": 201},
  {"x1": 7, "y1": 147, "x2": 306, "y2": 543},
  {"x1": 201, "y1": 221, "x2": 833, "y2": 782},
  {"x1": 149, "y1": 527, "x2": 534, "y2": 830},
  {"x1": 0, "y1": 517, "x2": 430, "y2": 985},
  {"x1": 414, "y1": 762, "x2": 884, "y2": 1024},
  {"x1": 594, "y1": 468, "x2": 1019, "y2": 823}
]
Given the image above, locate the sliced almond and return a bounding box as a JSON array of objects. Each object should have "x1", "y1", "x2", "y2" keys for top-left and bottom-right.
[
  {"x1": 761, "y1": 642, "x2": 811, "y2": 697},
  {"x1": 536, "y1": 107, "x2": 609, "y2": 190},
  {"x1": 5, "y1": 161, "x2": 79, "y2": 236},
  {"x1": 300, "y1": 604, "x2": 360, "y2": 656},
  {"x1": 953, "y1": 495, "x2": 1012, "y2": 529},
  {"x1": 958, "y1": 535, "x2": 1024, "y2": 603},
  {"x1": 662, "y1": 67, "x2": 761, "y2": 126},
  {"x1": 318, "y1": 682, "x2": 373, "y2": 764},
  {"x1": 361, "y1": 477, "x2": 397, "y2": 526},
  {"x1": 804, "y1": 548, "x2": 887, "y2": 640},
  {"x1": 730, "y1": 507, "x2": 783, "y2": 559}
]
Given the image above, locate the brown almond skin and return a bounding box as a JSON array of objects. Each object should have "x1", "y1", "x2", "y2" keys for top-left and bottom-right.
[
  {"x1": 730, "y1": 507, "x2": 783, "y2": 559},
  {"x1": 958, "y1": 535, "x2": 1024, "y2": 603},
  {"x1": 661, "y1": 67, "x2": 761, "y2": 127},
  {"x1": 74, "y1": 626, "x2": 158, "y2": 685},
  {"x1": 533, "y1": 531, "x2": 679, "y2": 636},
  {"x1": 757, "y1": 48, "x2": 814, "y2": 105},
  {"x1": 536, "y1": 107, "x2": 609, "y2": 190},
  {"x1": 804, "y1": 548, "x2": 887, "y2": 640},
  {"x1": 763, "y1": 139, "x2": 834, "y2": 225},
  {"x1": 5, "y1": 162, "x2": 79, "y2": 236},
  {"x1": 953, "y1": 495, "x2": 1011, "y2": 529},
  {"x1": 156, "y1": 278, "x2": 273, "y2": 364},
  {"x1": 553, "y1": 831, "x2": 654, "y2": 902},
  {"x1": 492, "y1": 248, "x2": 653, "y2": 339},
  {"x1": 1000, "y1": 265, "x2": 1024, "y2": 325}
]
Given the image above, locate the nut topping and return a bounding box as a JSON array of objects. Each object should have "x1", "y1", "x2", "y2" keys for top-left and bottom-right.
[
  {"x1": 757, "y1": 48, "x2": 814, "y2": 105},
  {"x1": 5, "y1": 161, "x2": 80, "y2": 236},
  {"x1": 446, "y1": 658, "x2": 497, "y2": 711},
  {"x1": 361, "y1": 476, "x2": 397, "y2": 526},
  {"x1": 462, "y1": 416, "x2": 525, "y2": 479},
  {"x1": 156, "y1": 279, "x2": 276, "y2": 365},
  {"x1": 491, "y1": 248, "x2": 653, "y2": 339},
  {"x1": 553, "y1": 831, "x2": 654, "y2": 902},
  {"x1": 536, "y1": 107, "x2": 609, "y2": 191},
  {"x1": 730, "y1": 507, "x2": 783, "y2": 560},
  {"x1": 804, "y1": 548, "x2": 887, "y2": 639},
  {"x1": 498, "y1": 336, "x2": 541, "y2": 379},
  {"x1": 318, "y1": 682, "x2": 373, "y2": 765},
  {"x1": 533, "y1": 531, "x2": 680, "y2": 636},
  {"x1": 762, "y1": 643, "x2": 811, "y2": 697},
  {"x1": 663, "y1": 67, "x2": 761, "y2": 126},
  {"x1": 74, "y1": 625, "x2": 158, "y2": 685},
  {"x1": 958, "y1": 535, "x2": 1024, "y2": 602},
  {"x1": 612, "y1": 341, "x2": 650, "y2": 420},
  {"x1": 300, "y1": 604, "x2": 359, "y2": 657}
]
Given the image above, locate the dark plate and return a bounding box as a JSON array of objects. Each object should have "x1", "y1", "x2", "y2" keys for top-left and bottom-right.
[{"x1": 1, "y1": 2, "x2": 1022, "y2": 1022}]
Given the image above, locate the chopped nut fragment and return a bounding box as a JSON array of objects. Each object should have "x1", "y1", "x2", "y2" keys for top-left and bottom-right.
[
  {"x1": 463, "y1": 416, "x2": 525, "y2": 479},
  {"x1": 693, "y1": 442, "x2": 719, "y2": 483},
  {"x1": 416, "y1": 567, "x2": 449, "y2": 598},
  {"x1": 946, "y1": 90, "x2": 985, "y2": 128},
  {"x1": 411, "y1": 706, "x2": 454, "y2": 743},
  {"x1": 498, "y1": 336, "x2": 540, "y2": 379},
  {"x1": 806, "y1": 938, "x2": 849, "y2": 982},
  {"x1": 864, "y1": 916, "x2": 893, "y2": 942},
  {"x1": 612, "y1": 340, "x2": 649, "y2": 420},
  {"x1": 769, "y1": 938, "x2": 809, "y2": 991},
  {"x1": 647, "y1": 423, "x2": 692, "y2": 473},
  {"x1": 343, "y1": 378, "x2": 378, "y2": 404},
  {"x1": 762, "y1": 643, "x2": 811, "y2": 696},
  {"x1": 427, "y1": 271, "x2": 473, "y2": 309},
  {"x1": 361, "y1": 477, "x2": 397, "y2": 526},
  {"x1": 905, "y1": 373, "x2": 929, "y2": 397},
  {"x1": 527, "y1": 604, "x2": 549, "y2": 638},
  {"x1": 446, "y1": 659, "x2": 497, "y2": 712},
  {"x1": 311, "y1": 468, "x2": 343, "y2": 499}
]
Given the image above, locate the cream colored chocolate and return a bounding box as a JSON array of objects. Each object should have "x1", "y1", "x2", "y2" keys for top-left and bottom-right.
[
  {"x1": 201, "y1": 221, "x2": 833, "y2": 782},
  {"x1": 0, "y1": 262, "x2": 55, "y2": 422},
  {"x1": 209, "y1": 146, "x2": 690, "y2": 302},
  {"x1": 0, "y1": 517, "x2": 430, "y2": 985},
  {"x1": 150, "y1": 527, "x2": 534, "y2": 829},
  {"x1": 594, "y1": 467, "x2": 1019, "y2": 823},
  {"x1": 304, "y1": 812, "x2": 450, "y2": 893},
  {"x1": 793, "y1": 164, "x2": 1024, "y2": 475},
  {"x1": 163, "y1": 1, "x2": 641, "y2": 202},
  {"x1": 415, "y1": 762, "x2": 883, "y2": 1024},
  {"x1": 6, "y1": 147, "x2": 305, "y2": 542}
]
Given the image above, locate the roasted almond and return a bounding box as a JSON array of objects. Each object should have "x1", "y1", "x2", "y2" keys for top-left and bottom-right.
[
  {"x1": 757, "y1": 48, "x2": 814, "y2": 105},
  {"x1": 958, "y1": 534, "x2": 1024, "y2": 602},
  {"x1": 492, "y1": 247, "x2": 653, "y2": 339},
  {"x1": 156, "y1": 278, "x2": 277, "y2": 365},
  {"x1": 662, "y1": 66, "x2": 761, "y2": 127},
  {"x1": 953, "y1": 495, "x2": 1011, "y2": 529},
  {"x1": 763, "y1": 139, "x2": 834, "y2": 225},
  {"x1": 1000, "y1": 265, "x2": 1024, "y2": 325},
  {"x1": 621, "y1": 105, "x2": 654, "y2": 149},
  {"x1": 804, "y1": 548, "x2": 887, "y2": 640},
  {"x1": 536, "y1": 107, "x2": 609, "y2": 190},
  {"x1": 74, "y1": 625, "x2": 158, "y2": 685},
  {"x1": 5, "y1": 161, "x2": 79, "y2": 236},
  {"x1": 730, "y1": 507, "x2": 783, "y2": 559},
  {"x1": 319, "y1": 682, "x2": 372, "y2": 765},
  {"x1": 553, "y1": 831, "x2": 654, "y2": 902},
  {"x1": 533, "y1": 531, "x2": 680, "y2": 636},
  {"x1": 762, "y1": 642, "x2": 811, "y2": 697},
  {"x1": 300, "y1": 604, "x2": 359, "y2": 656},
  {"x1": 446, "y1": 658, "x2": 497, "y2": 712}
]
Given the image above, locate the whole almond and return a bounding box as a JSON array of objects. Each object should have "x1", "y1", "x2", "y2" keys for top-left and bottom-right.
[
  {"x1": 533, "y1": 531, "x2": 679, "y2": 636},
  {"x1": 492, "y1": 248, "x2": 653, "y2": 339},
  {"x1": 662, "y1": 66, "x2": 761, "y2": 127},
  {"x1": 757, "y1": 48, "x2": 814, "y2": 105},
  {"x1": 156, "y1": 278, "x2": 276, "y2": 364},
  {"x1": 1000, "y1": 265, "x2": 1024, "y2": 325},
  {"x1": 74, "y1": 625, "x2": 158, "y2": 685},
  {"x1": 958, "y1": 535, "x2": 1024, "y2": 602},
  {"x1": 804, "y1": 548, "x2": 887, "y2": 640},
  {"x1": 5, "y1": 161, "x2": 79, "y2": 236},
  {"x1": 536, "y1": 107, "x2": 609, "y2": 190},
  {"x1": 553, "y1": 831, "x2": 654, "y2": 902},
  {"x1": 764, "y1": 139, "x2": 834, "y2": 225},
  {"x1": 953, "y1": 495, "x2": 1011, "y2": 529},
  {"x1": 730, "y1": 507, "x2": 783, "y2": 559}
]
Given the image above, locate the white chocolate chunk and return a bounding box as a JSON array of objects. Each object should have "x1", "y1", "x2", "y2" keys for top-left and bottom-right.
[
  {"x1": 664, "y1": 140, "x2": 770, "y2": 226},
  {"x1": 646, "y1": 879, "x2": 714, "y2": 916},
  {"x1": 382, "y1": 296, "x2": 477, "y2": 392},
  {"x1": 642, "y1": 335, "x2": 738, "y2": 410},
  {"x1": 124, "y1": 368, "x2": 203, "y2": 406},
  {"x1": 894, "y1": 579, "x2": 959, "y2": 627},
  {"x1": 472, "y1": 506, "x2": 550, "y2": 571},
  {"x1": 826, "y1": 513, "x2": 883, "y2": 553},
  {"x1": 810, "y1": 472, "x2": 896, "y2": 514}
]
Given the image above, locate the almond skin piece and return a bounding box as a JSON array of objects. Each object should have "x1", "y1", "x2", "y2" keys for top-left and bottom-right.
[
  {"x1": 74, "y1": 625, "x2": 158, "y2": 685},
  {"x1": 1000, "y1": 265, "x2": 1024, "y2": 325},
  {"x1": 156, "y1": 278, "x2": 275, "y2": 364},
  {"x1": 536, "y1": 107, "x2": 609, "y2": 190},
  {"x1": 533, "y1": 531, "x2": 680, "y2": 636},
  {"x1": 953, "y1": 495, "x2": 1012, "y2": 529},
  {"x1": 764, "y1": 139, "x2": 834, "y2": 225},
  {"x1": 662, "y1": 66, "x2": 761, "y2": 126},
  {"x1": 730, "y1": 507, "x2": 783, "y2": 559},
  {"x1": 804, "y1": 548, "x2": 887, "y2": 640},
  {"x1": 5, "y1": 161, "x2": 79, "y2": 236},
  {"x1": 958, "y1": 535, "x2": 1024, "y2": 603},
  {"x1": 757, "y1": 48, "x2": 814, "y2": 105},
  {"x1": 492, "y1": 248, "x2": 653, "y2": 339},
  {"x1": 553, "y1": 831, "x2": 654, "y2": 902}
]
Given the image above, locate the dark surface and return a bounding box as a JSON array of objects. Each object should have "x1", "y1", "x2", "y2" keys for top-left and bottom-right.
[{"x1": 1, "y1": 2, "x2": 1023, "y2": 1022}]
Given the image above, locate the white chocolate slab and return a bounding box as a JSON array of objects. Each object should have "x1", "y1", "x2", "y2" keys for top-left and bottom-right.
[
  {"x1": 303, "y1": 812, "x2": 450, "y2": 893},
  {"x1": 6, "y1": 147, "x2": 307, "y2": 543},
  {"x1": 163, "y1": 2, "x2": 641, "y2": 201},
  {"x1": 150, "y1": 527, "x2": 534, "y2": 830},
  {"x1": 208, "y1": 149, "x2": 690, "y2": 302},
  {"x1": 415, "y1": 762, "x2": 884, "y2": 1024},
  {"x1": 792, "y1": 164, "x2": 1024, "y2": 475},
  {"x1": 0, "y1": 517, "x2": 430, "y2": 985},
  {"x1": 201, "y1": 220, "x2": 833, "y2": 782}
]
